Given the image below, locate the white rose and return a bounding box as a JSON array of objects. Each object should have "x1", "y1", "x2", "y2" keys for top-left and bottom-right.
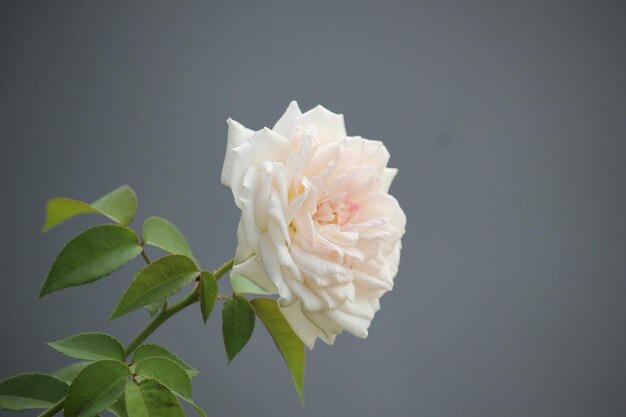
[{"x1": 221, "y1": 101, "x2": 406, "y2": 348}]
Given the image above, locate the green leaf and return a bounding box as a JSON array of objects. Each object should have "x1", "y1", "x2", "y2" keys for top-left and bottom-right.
[
  {"x1": 135, "y1": 357, "x2": 191, "y2": 400},
  {"x1": 54, "y1": 362, "x2": 91, "y2": 383},
  {"x1": 142, "y1": 217, "x2": 196, "y2": 263},
  {"x1": 91, "y1": 185, "x2": 137, "y2": 226},
  {"x1": 109, "y1": 255, "x2": 199, "y2": 320},
  {"x1": 42, "y1": 199, "x2": 100, "y2": 233},
  {"x1": 124, "y1": 380, "x2": 184, "y2": 417},
  {"x1": 48, "y1": 332, "x2": 126, "y2": 362},
  {"x1": 222, "y1": 295, "x2": 255, "y2": 363},
  {"x1": 39, "y1": 225, "x2": 142, "y2": 297},
  {"x1": 134, "y1": 357, "x2": 206, "y2": 417},
  {"x1": 183, "y1": 398, "x2": 207, "y2": 417},
  {"x1": 199, "y1": 271, "x2": 217, "y2": 323},
  {"x1": 230, "y1": 272, "x2": 271, "y2": 295},
  {"x1": 42, "y1": 185, "x2": 137, "y2": 232},
  {"x1": 0, "y1": 373, "x2": 68, "y2": 411},
  {"x1": 108, "y1": 394, "x2": 128, "y2": 417},
  {"x1": 64, "y1": 360, "x2": 131, "y2": 417},
  {"x1": 131, "y1": 344, "x2": 198, "y2": 379},
  {"x1": 145, "y1": 300, "x2": 165, "y2": 317},
  {"x1": 252, "y1": 298, "x2": 305, "y2": 404}
]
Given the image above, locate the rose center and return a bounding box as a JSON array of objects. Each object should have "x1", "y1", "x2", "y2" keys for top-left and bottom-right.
[{"x1": 314, "y1": 197, "x2": 359, "y2": 226}]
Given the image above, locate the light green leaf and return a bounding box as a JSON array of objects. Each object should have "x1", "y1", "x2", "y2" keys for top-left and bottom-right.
[
  {"x1": 135, "y1": 357, "x2": 191, "y2": 400},
  {"x1": 199, "y1": 271, "x2": 217, "y2": 323},
  {"x1": 124, "y1": 380, "x2": 184, "y2": 417},
  {"x1": 108, "y1": 394, "x2": 128, "y2": 417},
  {"x1": 42, "y1": 199, "x2": 99, "y2": 233},
  {"x1": 48, "y1": 332, "x2": 126, "y2": 362},
  {"x1": 145, "y1": 300, "x2": 165, "y2": 317},
  {"x1": 91, "y1": 186, "x2": 137, "y2": 226},
  {"x1": 64, "y1": 360, "x2": 131, "y2": 417},
  {"x1": 131, "y1": 344, "x2": 198, "y2": 379},
  {"x1": 39, "y1": 225, "x2": 142, "y2": 297},
  {"x1": 142, "y1": 217, "x2": 196, "y2": 263},
  {"x1": 252, "y1": 298, "x2": 305, "y2": 404},
  {"x1": 230, "y1": 272, "x2": 271, "y2": 295},
  {"x1": 222, "y1": 295, "x2": 255, "y2": 363},
  {"x1": 42, "y1": 185, "x2": 137, "y2": 232},
  {"x1": 54, "y1": 362, "x2": 91, "y2": 383},
  {"x1": 109, "y1": 255, "x2": 199, "y2": 320},
  {"x1": 0, "y1": 373, "x2": 68, "y2": 411}
]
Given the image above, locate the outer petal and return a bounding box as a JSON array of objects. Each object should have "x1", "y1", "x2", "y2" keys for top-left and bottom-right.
[
  {"x1": 380, "y1": 168, "x2": 398, "y2": 193},
  {"x1": 234, "y1": 219, "x2": 254, "y2": 263},
  {"x1": 272, "y1": 101, "x2": 302, "y2": 138},
  {"x1": 229, "y1": 128, "x2": 292, "y2": 206},
  {"x1": 325, "y1": 298, "x2": 377, "y2": 339},
  {"x1": 295, "y1": 105, "x2": 347, "y2": 144},
  {"x1": 232, "y1": 254, "x2": 278, "y2": 293},
  {"x1": 344, "y1": 136, "x2": 391, "y2": 171},
  {"x1": 356, "y1": 193, "x2": 407, "y2": 233},
  {"x1": 221, "y1": 119, "x2": 254, "y2": 187},
  {"x1": 279, "y1": 300, "x2": 336, "y2": 349}
]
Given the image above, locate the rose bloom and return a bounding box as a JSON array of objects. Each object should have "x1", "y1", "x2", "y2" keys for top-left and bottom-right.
[{"x1": 221, "y1": 101, "x2": 406, "y2": 348}]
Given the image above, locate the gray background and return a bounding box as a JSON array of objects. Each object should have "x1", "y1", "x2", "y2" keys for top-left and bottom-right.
[{"x1": 1, "y1": 1, "x2": 625, "y2": 416}]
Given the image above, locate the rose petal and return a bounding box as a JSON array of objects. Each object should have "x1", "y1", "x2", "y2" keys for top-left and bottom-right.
[
  {"x1": 221, "y1": 119, "x2": 254, "y2": 189},
  {"x1": 280, "y1": 300, "x2": 336, "y2": 349},
  {"x1": 380, "y1": 168, "x2": 398, "y2": 193},
  {"x1": 295, "y1": 105, "x2": 347, "y2": 144},
  {"x1": 272, "y1": 100, "x2": 302, "y2": 138},
  {"x1": 232, "y1": 254, "x2": 278, "y2": 293},
  {"x1": 230, "y1": 127, "x2": 291, "y2": 206}
]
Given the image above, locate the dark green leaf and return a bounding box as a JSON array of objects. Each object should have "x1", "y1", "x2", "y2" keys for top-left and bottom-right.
[
  {"x1": 135, "y1": 357, "x2": 191, "y2": 400},
  {"x1": 0, "y1": 373, "x2": 68, "y2": 411},
  {"x1": 42, "y1": 185, "x2": 137, "y2": 232},
  {"x1": 134, "y1": 357, "x2": 206, "y2": 417},
  {"x1": 108, "y1": 394, "x2": 128, "y2": 417},
  {"x1": 222, "y1": 295, "x2": 255, "y2": 363},
  {"x1": 199, "y1": 271, "x2": 217, "y2": 323},
  {"x1": 142, "y1": 217, "x2": 196, "y2": 263},
  {"x1": 64, "y1": 360, "x2": 131, "y2": 417},
  {"x1": 131, "y1": 344, "x2": 198, "y2": 379},
  {"x1": 48, "y1": 332, "x2": 126, "y2": 362},
  {"x1": 124, "y1": 380, "x2": 184, "y2": 417},
  {"x1": 252, "y1": 298, "x2": 305, "y2": 404},
  {"x1": 54, "y1": 362, "x2": 90, "y2": 383},
  {"x1": 109, "y1": 255, "x2": 199, "y2": 320},
  {"x1": 39, "y1": 225, "x2": 142, "y2": 297}
]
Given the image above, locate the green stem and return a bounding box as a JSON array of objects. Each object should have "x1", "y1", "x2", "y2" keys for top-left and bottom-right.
[
  {"x1": 124, "y1": 258, "x2": 234, "y2": 356},
  {"x1": 214, "y1": 258, "x2": 235, "y2": 280},
  {"x1": 37, "y1": 399, "x2": 64, "y2": 417},
  {"x1": 140, "y1": 250, "x2": 151, "y2": 265},
  {"x1": 39, "y1": 258, "x2": 235, "y2": 417}
]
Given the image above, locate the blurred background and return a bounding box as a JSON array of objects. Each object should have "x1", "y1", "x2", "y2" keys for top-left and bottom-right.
[{"x1": 1, "y1": 1, "x2": 625, "y2": 416}]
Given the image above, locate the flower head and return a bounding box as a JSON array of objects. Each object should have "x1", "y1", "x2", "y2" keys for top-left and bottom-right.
[{"x1": 221, "y1": 101, "x2": 406, "y2": 348}]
